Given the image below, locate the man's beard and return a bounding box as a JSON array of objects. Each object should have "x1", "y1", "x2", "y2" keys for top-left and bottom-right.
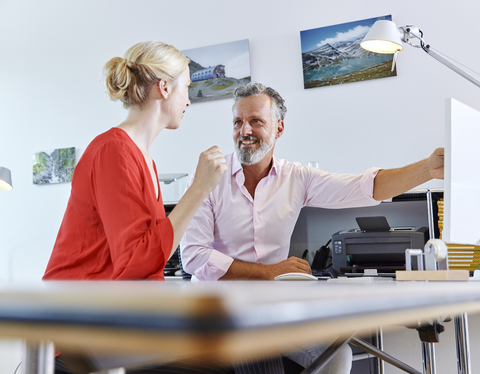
[{"x1": 235, "y1": 134, "x2": 275, "y2": 166}]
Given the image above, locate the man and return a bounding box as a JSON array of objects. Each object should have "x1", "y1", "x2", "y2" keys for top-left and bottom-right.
[
  {"x1": 180, "y1": 82, "x2": 444, "y2": 373},
  {"x1": 180, "y1": 83, "x2": 444, "y2": 281}
]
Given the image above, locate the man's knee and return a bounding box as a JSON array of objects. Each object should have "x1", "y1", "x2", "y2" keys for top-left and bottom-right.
[
  {"x1": 326, "y1": 344, "x2": 352, "y2": 374},
  {"x1": 283, "y1": 343, "x2": 352, "y2": 374}
]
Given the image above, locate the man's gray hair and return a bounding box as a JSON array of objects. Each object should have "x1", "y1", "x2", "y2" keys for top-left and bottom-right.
[{"x1": 233, "y1": 82, "x2": 287, "y2": 121}]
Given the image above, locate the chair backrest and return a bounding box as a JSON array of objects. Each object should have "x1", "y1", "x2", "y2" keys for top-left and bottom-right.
[{"x1": 177, "y1": 247, "x2": 192, "y2": 281}]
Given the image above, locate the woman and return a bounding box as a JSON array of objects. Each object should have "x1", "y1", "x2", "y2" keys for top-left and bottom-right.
[
  {"x1": 45, "y1": 41, "x2": 285, "y2": 374},
  {"x1": 43, "y1": 41, "x2": 227, "y2": 280}
]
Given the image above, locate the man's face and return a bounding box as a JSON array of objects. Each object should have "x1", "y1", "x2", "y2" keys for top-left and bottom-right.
[{"x1": 233, "y1": 94, "x2": 279, "y2": 165}]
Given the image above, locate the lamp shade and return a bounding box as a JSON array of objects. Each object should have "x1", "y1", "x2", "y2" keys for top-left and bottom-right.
[
  {"x1": 361, "y1": 20, "x2": 404, "y2": 54},
  {"x1": 0, "y1": 167, "x2": 12, "y2": 190}
]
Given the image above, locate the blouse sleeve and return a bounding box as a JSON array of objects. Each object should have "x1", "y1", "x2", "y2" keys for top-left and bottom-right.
[{"x1": 92, "y1": 140, "x2": 173, "y2": 279}]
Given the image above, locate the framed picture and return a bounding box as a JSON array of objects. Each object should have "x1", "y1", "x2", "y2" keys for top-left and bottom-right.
[
  {"x1": 301, "y1": 15, "x2": 397, "y2": 89},
  {"x1": 33, "y1": 147, "x2": 76, "y2": 185},
  {"x1": 182, "y1": 39, "x2": 251, "y2": 103}
]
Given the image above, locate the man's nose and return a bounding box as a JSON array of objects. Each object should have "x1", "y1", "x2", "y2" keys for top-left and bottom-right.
[{"x1": 240, "y1": 122, "x2": 252, "y2": 136}]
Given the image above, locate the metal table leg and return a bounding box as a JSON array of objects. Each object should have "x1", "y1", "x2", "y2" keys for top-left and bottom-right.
[
  {"x1": 454, "y1": 313, "x2": 471, "y2": 374},
  {"x1": 22, "y1": 340, "x2": 55, "y2": 374},
  {"x1": 376, "y1": 327, "x2": 385, "y2": 374},
  {"x1": 421, "y1": 342, "x2": 436, "y2": 374},
  {"x1": 350, "y1": 337, "x2": 422, "y2": 374}
]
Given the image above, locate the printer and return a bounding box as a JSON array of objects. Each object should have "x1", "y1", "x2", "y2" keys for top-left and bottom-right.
[{"x1": 331, "y1": 217, "x2": 429, "y2": 274}]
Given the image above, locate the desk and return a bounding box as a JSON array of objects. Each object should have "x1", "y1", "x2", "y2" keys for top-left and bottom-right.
[{"x1": 0, "y1": 280, "x2": 479, "y2": 372}]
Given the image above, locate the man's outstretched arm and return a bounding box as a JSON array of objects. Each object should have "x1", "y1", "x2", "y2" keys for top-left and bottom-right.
[{"x1": 373, "y1": 148, "x2": 444, "y2": 201}]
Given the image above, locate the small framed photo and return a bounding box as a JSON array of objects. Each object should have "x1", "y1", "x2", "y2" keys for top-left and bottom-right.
[
  {"x1": 33, "y1": 147, "x2": 76, "y2": 185},
  {"x1": 182, "y1": 39, "x2": 251, "y2": 103}
]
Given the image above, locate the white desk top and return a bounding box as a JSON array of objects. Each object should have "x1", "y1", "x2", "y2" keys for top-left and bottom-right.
[{"x1": 0, "y1": 280, "x2": 479, "y2": 365}]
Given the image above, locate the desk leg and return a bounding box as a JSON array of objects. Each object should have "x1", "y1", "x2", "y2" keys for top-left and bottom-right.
[
  {"x1": 454, "y1": 313, "x2": 471, "y2": 374},
  {"x1": 350, "y1": 337, "x2": 421, "y2": 374},
  {"x1": 421, "y1": 343, "x2": 436, "y2": 374},
  {"x1": 22, "y1": 340, "x2": 54, "y2": 374},
  {"x1": 375, "y1": 328, "x2": 385, "y2": 374}
]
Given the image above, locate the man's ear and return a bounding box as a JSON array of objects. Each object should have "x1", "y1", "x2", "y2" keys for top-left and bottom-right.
[
  {"x1": 157, "y1": 79, "x2": 170, "y2": 99},
  {"x1": 275, "y1": 120, "x2": 285, "y2": 139}
]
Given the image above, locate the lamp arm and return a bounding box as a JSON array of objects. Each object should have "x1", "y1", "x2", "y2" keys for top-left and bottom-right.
[
  {"x1": 422, "y1": 46, "x2": 480, "y2": 89},
  {"x1": 399, "y1": 26, "x2": 480, "y2": 89}
]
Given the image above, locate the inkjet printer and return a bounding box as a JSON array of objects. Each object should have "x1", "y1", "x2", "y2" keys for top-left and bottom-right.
[{"x1": 331, "y1": 216, "x2": 429, "y2": 274}]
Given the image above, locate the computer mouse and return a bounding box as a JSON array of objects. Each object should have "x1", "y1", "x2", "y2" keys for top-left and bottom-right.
[{"x1": 274, "y1": 272, "x2": 318, "y2": 281}]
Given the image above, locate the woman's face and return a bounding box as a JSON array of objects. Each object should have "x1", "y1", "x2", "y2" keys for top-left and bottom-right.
[{"x1": 165, "y1": 67, "x2": 191, "y2": 130}]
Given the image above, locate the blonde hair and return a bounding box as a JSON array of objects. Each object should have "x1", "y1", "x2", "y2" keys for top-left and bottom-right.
[{"x1": 103, "y1": 41, "x2": 190, "y2": 108}]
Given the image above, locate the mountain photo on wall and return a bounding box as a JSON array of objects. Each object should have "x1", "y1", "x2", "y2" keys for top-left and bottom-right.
[{"x1": 300, "y1": 15, "x2": 397, "y2": 89}]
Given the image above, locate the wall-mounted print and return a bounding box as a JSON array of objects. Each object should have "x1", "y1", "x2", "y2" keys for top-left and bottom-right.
[
  {"x1": 33, "y1": 147, "x2": 76, "y2": 185},
  {"x1": 301, "y1": 15, "x2": 397, "y2": 89},
  {"x1": 182, "y1": 39, "x2": 251, "y2": 103}
]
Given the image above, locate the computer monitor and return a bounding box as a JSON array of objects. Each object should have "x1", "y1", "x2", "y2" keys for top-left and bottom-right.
[{"x1": 443, "y1": 98, "x2": 480, "y2": 246}]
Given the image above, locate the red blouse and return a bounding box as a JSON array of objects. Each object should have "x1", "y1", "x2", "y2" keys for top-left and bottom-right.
[{"x1": 43, "y1": 128, "x2": 173, "y2": 280}]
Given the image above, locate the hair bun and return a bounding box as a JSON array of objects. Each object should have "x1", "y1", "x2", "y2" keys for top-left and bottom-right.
[
  {"x1": 102, "y1": 41, "x2": 189, "y2": 109},
  {"x1": 102, "y1": 57, "x2": 134, "y2": 101}
]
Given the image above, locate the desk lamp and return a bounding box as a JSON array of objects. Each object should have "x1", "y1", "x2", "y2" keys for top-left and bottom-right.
[
  {"x1": 0, "y1": 167, "x2": 12, "y2": 190},
  {"x1": 360, "y1": 20, "x2": 480, "y2": 88}
]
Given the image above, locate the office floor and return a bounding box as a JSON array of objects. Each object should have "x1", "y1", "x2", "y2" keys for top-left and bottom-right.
[{"x1": 1, "y1": 314, "x2": 479, "y2": 374}]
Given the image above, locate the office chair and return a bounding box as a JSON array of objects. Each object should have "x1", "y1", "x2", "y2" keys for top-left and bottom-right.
[{"x1": 177, "y1": 247, "x2": 192, "y2": 281}]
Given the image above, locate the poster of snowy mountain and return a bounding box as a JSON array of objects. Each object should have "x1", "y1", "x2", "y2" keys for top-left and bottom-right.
[
  {"x1": 33, "y1": 147, "x2": 76, "y2": 185},
  {"x1": 301, "y1": 15, "x2": 397, "y2": 88},
  {"x1": 182, "y1": 39, "x2": 251, "y2": 104}
]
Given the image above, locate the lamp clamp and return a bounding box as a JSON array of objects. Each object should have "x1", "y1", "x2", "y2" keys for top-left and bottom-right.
[{"x1": 398, "y1": 25, "x2": 424, "y2": 48}]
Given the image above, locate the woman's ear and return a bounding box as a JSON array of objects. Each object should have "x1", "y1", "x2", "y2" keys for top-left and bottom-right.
[{"x1": 157, "y1": 80, "x2": 170, "y2": 99}]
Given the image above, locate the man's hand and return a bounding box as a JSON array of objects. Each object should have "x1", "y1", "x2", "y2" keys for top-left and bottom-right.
[
  {"x1": 373, "y1": 147, "x2": 445, "y2": 201},
  {"x1": 265, "y1": 257, "x2": 312, "y2": 279},
  {"x1": 428, "y1": 147, "x2": 445, "y2": 180},
  {"x1": 220, "y1": 257, "x2": 312, "y2": 280}
]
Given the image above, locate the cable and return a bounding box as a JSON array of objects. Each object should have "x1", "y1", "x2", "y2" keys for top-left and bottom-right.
[{"x1": 13, "y1": 362, "x2": 22, "y2": 374}]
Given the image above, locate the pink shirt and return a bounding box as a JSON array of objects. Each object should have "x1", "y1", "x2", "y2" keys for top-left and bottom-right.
[{"x1": 180, "y1": 153, "x2": 381, "y2": 281}]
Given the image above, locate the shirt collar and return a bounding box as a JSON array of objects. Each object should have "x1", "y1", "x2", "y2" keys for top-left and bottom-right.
[
  {"x1": 231, "y1": 153, "x2": 279, "y2": 177},
  {"x1": 231, "y1": 153, "x2": 243, "y2": 176}
]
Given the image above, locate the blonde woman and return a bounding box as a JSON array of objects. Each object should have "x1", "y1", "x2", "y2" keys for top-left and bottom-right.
[
  {"x1": 44, "y1": 41, "x2": 227, "y2": 281},
  {"x1": 46, "y1": 42, "x2": 286, "y2": 374}
]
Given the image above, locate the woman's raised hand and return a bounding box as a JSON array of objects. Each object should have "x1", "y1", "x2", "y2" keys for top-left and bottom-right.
[{"x1": 192, "y1": 146, "x2": 227, "y2": 194}]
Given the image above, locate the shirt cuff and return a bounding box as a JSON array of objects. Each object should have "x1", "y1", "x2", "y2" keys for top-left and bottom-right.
[
  {"x1": 361, "y1": 167, "x2": 382, "y2": 201},
  {"x1": 193, "y1": 250, "x2": 234, "y2": 281}
]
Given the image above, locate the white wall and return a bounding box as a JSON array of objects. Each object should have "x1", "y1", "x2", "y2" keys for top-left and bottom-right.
[{"x1": 0, "y1": 0, "x2": 479, "y2": 281}]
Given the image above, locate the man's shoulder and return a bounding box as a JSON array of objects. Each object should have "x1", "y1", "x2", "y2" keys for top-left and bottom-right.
[{"x1": 273, "y1": 156, "x2": 304, "y2": 175}]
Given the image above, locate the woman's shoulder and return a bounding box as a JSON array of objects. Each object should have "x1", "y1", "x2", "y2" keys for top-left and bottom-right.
[
  {"x1": 80, "y1": 128, "x2": 140, "y2": 166},
  {"x1": 88, "y1": 128, "x2": 136, "y2": 153},
  {"x1": 91, "y1": 127, "x2": 130, "y2": 145}
]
